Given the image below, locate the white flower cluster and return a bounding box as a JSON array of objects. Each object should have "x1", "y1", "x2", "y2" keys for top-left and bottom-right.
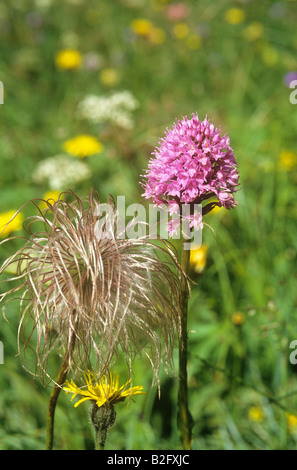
[
  {"x1": 78, "y1": 91, "x2": 139, "y2": 129},
  {"x1": 32, "y1": 154, "x2": 91, "y2": 190}
]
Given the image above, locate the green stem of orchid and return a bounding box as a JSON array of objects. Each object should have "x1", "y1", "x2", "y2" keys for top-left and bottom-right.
[{"x1": 177, "y1": 240, "x2": 193, "y2": 450}]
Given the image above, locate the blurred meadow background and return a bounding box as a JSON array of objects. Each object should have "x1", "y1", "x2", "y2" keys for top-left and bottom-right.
[{"x1": 1, "y1": 0, "x2": 297, "y2": 450}]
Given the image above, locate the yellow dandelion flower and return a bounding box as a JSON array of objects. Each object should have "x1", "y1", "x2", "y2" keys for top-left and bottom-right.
[
  {"x1": 55, "y1": 49, "x2": 82, "y2": 70},
  {"x1": 278, "y1": 150, "x2": 297, "y2": 170},
  {"x1": 148, "y1": 27, "x2": 166, "y2": 45},
  {"x1": 63, "y1": 371, "x2": 145, "y2": 408},
  {"x1": 287, "y1": 413, "x2": 297, "y2": 433},
  {"x1": 39, "y1": 191, "x2": 63, "y2": 210},
  {"x1": 100, "y1": 68, "x2": 120, "y2": 86},
  {"x1": 243, "y1": 22, "x2": 263, "y2": 42},
  {"x1": 232, "y1": 311, "x2": 245, "y2": 325},
  {"x1": 248, "y1": 406, "x2": 265, "y2": 422},
  {"x1": 130, "y1": 18, "x2": 154, "y2": 36},
  {"x1": 130, "y1": 19, "x2": 165, "y2": 45},
  {"x1": 190, "y1": 244, "x2": 208, "y2": 274},
  {"x1": 0, "y1": 210, "x2": 24, "y2": 238},
  {"x1": 63, "y1": 135, "x2": 103, "y2": 158},
  {"x1": 173, "y1": 22, "x2": 189, "y2": 39},
  {"x1": 225, "y1": 8, "x2": 245, "y2": 25}
]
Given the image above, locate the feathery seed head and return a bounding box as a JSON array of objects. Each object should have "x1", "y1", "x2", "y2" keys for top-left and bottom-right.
[{"x1": 0, "y1": 190, "x2": 182, "y2": 385}]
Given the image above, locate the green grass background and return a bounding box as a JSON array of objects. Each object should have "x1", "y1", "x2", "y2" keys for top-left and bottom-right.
[{"x1": 1, "y1": 0, "x2": 297, "y2": 450}]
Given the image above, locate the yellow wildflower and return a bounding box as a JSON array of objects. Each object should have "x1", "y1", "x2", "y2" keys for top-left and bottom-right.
[
  {"x1": 39, "y1": 191, "x2": 63, "y2": 210},
  {"x1": 0, "y1": 210, "x2": 24, "y2": 238},
  {"x1": 173, "y1": 22, "x2": 189, "y2": 39},
  {"x1": 63, "y1": 135, "x2": 103, "y2": 158},
  {"x1": 100, "y1": 68, "x2": 120, "y2": 86},
  {"x1": 232, "y1": 311, "x2": 245, "y2": 325},
  {"x1": 278, "y1": 150, "x2": 297, "y2": 170},
  {"x1": 287, "y1": 413, "x2": 297, "y2": 433},
  {"x1": 55, "y1": 49, "x2": 82, "y2": 70},
  {"x1": 130, "y1": 19, "x2": 165, "y2": 45},
  {"x1": 130, "y1": 18, "x2": 154, "y2": 37},
  {"x1": 190, "y1": 244, "x2": 208, "y2": 274},
  {"x1": 242, "y1": 22, "x2": 263, "y2": 42},
  {"x1": 63, "y1": 371, "x2": 145, "y2": 408},
  {"x1": 248, "y1": 406, "x2": 265, "y2": 422},
  {"x1": 149, "y1": 27, "x2": 166, "y2": 45},
  {"x1": 225, "y1": 8, "x2": 245, "y2": 25}
]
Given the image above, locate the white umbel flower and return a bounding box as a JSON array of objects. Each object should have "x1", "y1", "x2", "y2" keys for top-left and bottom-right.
[
  {"x1": 32, "y1": 154, "x2": 91, "y2": 189},
  {"x1": 78, "y1": 91, "x2": 139, "y2": 129}
]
